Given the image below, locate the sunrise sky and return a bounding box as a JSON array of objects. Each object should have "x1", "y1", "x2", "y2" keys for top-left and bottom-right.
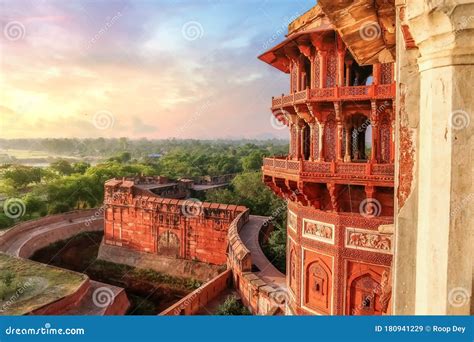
[{"x1": 0, "y1": 0, "x2": 315, "y2": 139}]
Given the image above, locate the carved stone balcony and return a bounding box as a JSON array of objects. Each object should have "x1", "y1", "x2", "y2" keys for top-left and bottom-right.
[
  {"x1": 262, "y1": 157, "x2": 394, "y2": 187},
  {"x1": 271, "y1": 83, "x2": 396, "y2": 110}
]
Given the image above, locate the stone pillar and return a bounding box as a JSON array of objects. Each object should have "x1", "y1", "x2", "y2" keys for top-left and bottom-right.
[
  {"x1": 318, "y1": 122, "x2": 325, "y2": 161},
  {"x1": 309, "y1": 122, "x2": 316, "y2": 161},
  {"x1": 319, "y1": 51, "x2": 327, "y2": 88},
  {"x1": 393, "y1": 0, "x2": 474, "y2": 315},
  {"x1": 295, "y1": 125, "x2": 302, "y2": 160},
  {"x1": 344, "y1": 124, "x2": 351, "y2": 162},
  {"x1": 373, "y1": 63, "x2": 381, "y2": 85},
  {"x1": 336, "y1": 121, "x2": 343, "y2": 161},
  {"x1": 337, "y1": 50, "x2": 345, "y2": 86},
  {"x1": 370, "y1": 101, "x2": 378, "y2": 163}
]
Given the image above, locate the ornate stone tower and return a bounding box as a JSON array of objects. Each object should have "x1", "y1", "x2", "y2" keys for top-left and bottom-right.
[{"x1": 259, "y1": 4, "x2": 396, "y2": 315}]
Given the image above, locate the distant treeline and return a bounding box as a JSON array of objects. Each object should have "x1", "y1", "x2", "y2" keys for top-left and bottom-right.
[{"x1": 0, "y1": 138, "x2": 289, "y2": 159}]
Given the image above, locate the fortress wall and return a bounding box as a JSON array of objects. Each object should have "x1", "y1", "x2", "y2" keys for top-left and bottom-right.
[
  {"x1": 104, "y1": 183, "x2": 247, "y2": 265},
  {"x1": 159, "y1": 269, "x2": 232, "y2": 315}
]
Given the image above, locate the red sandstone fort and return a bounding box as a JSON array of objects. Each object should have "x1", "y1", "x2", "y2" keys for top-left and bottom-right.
[
  {"x1": 99, "y1": 3, "x2": 396, "y2": 315},
  {"x1": 1, "y1": 0, "x2": 472, "y2": 317}
]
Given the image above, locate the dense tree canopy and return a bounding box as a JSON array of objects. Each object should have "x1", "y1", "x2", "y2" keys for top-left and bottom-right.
[{"x1": 0, "y1": 139, "x2": 289, "y2": 271}]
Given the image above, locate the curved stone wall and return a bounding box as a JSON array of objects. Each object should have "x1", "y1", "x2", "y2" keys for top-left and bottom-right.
[
  {"x1": 227, "y1": 210, "x2": 287, "y2": 315},
  {"x1": 0, "y1": 209, "x2": 103, "y2": 258}
]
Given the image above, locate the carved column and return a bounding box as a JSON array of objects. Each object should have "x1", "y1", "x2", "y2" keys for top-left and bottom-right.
[
  {"x1": 309, "y1": 122, "x2": 316, "y2": 161},
  {"x1": 318, "y1": 122, "x2": 325, "y2": 162},
  {"x1": 370, "y1": 101, "x2": 378, "y2": 163},
  {"x1": 295, "y1": 124, "x2": 302, "y2": 160},
  {"x1": 334, "y1": 102, "x2": 343, "y2": 161},
  {"x1": 344, "y1": 123, "x2": 351, "y2": 162},
  {"x1": 289, "y1": 123, "x2": 294, "y2": 159},
  {"x1": 337, "y1": 49, "x2": 345, "y2": 86},
  {"x1": 393, "y1": 0, "x2": 474, "y2": 315},
  {"x1": 319, "y1": 50, "x2": 327, "y2": 88},
  {"x1": 345, "y1": 59, "x2": 353, "y2": 86},
  {"x1": 373, "y1": 63, "x2": 381, "y2": 85}
]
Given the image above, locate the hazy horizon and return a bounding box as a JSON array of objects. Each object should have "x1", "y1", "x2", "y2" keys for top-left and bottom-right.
[{"x1": 1, "y1": 0, "x2": 315, "y2": 140}]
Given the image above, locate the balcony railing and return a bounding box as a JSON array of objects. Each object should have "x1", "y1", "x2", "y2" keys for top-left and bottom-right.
[
  {"x1": 262, "y1": 157, "x2": 394, "y2": 183},
  {"x1": 271, "y1": 83, "x2": 395, "y2": 109}
]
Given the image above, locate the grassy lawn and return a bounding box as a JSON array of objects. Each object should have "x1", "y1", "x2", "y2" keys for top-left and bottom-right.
[{"x1": 0, "y1": 253, "x2": 86, "y2": 315}]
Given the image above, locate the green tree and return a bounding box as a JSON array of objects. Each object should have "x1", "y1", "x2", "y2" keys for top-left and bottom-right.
[
  {"x1": 50, "y1": 159, "x2": 74, "y2": 176},
  {"x1": 215, "y1": 295, "x2": 251, "y2": 315},
  {"x1": 2, "y1": 166, "x2": 42, "y2": 189}
]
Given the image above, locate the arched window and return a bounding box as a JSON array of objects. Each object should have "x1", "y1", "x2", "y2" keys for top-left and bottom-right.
[{"x1": 346, "y1": 114, "x2": 371, "y2": 162}]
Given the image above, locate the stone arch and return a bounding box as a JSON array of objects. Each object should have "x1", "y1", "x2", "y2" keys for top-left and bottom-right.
[
  {"x1": 347, "y1": 269, "x2": 383, "y2": 316},
  {"x1": 304, "y1": 258, "x2": 332, "y2": 314},
  {"x1": 158, "y1": 230, "x2": 180, "y2": 257},
  {"x1": 345, "y1": 113, "x2": 371, "y2": 161}
]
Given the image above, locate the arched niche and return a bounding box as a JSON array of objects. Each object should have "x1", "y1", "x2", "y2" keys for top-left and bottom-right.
[{"x1": 304, "y1": 259, "x2": 332, "y2": 314}]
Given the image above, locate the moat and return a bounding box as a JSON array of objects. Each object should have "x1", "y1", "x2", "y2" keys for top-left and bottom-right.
[{"x1": 29, "y1": 231, "x2": 200, "y2": 315}]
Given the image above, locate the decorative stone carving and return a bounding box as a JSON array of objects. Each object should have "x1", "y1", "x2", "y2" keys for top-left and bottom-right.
[
  {"x1": 346, "y1": 228, "x2": 392, "y2": 254},
  {"x1": 302, "y1": 219, "x2": 334, "y2": 244}
]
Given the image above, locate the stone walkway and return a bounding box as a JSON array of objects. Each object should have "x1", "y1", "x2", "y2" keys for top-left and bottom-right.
[{"x1": 239, "y1": 215, "x2": 286, "y2": 288}]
